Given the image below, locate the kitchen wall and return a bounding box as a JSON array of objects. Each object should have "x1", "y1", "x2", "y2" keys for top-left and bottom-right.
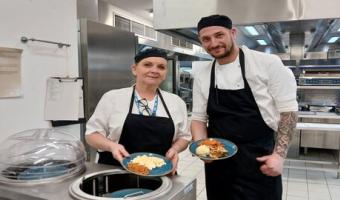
[
  {"x1": 98, "y1": 0, "x2": 153, "y2": 27},
  {"x1": 0, "y1": 0, "x2": 79, "y2": 142}
]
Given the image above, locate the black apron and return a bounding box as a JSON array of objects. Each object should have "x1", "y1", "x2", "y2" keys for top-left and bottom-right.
[
  {"x1": 205, "y1": 49, "x2": 282, "y2": 200},
  {"x1": 98, "y1": 87, "x2": 175, "y2": 166}
]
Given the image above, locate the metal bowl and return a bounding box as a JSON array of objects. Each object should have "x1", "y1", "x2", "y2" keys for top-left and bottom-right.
[{"x1": 69, "y1": 169, "x2": 172, "y2": 200}]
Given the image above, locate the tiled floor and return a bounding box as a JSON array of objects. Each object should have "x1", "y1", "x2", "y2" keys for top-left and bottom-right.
[{"x1": 177, "y1": 148, "x2": 340, "y2": 200}]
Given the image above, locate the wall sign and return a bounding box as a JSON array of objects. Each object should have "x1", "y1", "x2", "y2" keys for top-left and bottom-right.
[{"x1": 0, "y1": 47, "x2": 23, "y2": 98}]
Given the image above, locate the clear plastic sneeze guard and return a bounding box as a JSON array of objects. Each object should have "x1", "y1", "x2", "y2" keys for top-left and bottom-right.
[{"x1": 0, "y1": 128, "x2": 86, "y2": 185}]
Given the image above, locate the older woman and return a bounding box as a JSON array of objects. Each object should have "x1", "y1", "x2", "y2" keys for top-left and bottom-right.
[{"x1": 85, "y1": 48, "x2": 191, "y2": 174}]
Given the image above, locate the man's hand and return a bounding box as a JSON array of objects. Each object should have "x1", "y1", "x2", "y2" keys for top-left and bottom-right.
[
  {"x1": 110, "y1": 143, "x2": 129, "y2": 163},
  {"x1": 256, "y1": 153, "x2": 284, "y2": 177}
]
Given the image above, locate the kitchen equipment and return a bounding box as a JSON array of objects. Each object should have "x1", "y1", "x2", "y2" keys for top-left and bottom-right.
[
  {"x1": 298, "y1": 70, "x2": 340, "y2": 85},
  {"x1": 335, "y1": 106, "x2": 340, "y2": 114},
  {"x1": 79, "y1": 19, "x2": 136, "y2": 122},
  {"x1": 0, "y1": 129, "x2": 196, "y2": 199},
  {"x1": 69, "y1": 168, "x2": 172, "y2": 199},
  {"x1": 308, "y1": 105, "x2": 335, "y2": 112},
  {"x1": 0, "y1": 128, "x2": 86, "y2": 185},
  {"x1": 299, "y1": 77, "x2": 340, "y2": 85},
  {"x1": 78, "y1": 19, "x2": 136, "y2": 161},
  {"x1": 0, "y1": 163, "x2": 196, "y2": 200},
  {"x1": 300, "y1": 118, "x2": 340, "y2": 150},
  {"x1": 297, "y1": 82, "x2": 340, "y2": 151}
]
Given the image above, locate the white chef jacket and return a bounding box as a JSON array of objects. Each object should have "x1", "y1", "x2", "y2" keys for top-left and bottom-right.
[
  {"x1": 86, "y1": 87, "x2": 192, "y2": 142},
  {"x1": 191, "y1": 46, "x2": 298, "y2": 131}
]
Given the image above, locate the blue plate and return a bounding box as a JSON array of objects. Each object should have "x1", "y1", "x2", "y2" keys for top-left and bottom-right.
[
  {"x1": 104, "y1": 188, "x2": 152, "y2": 198},
  {"x1": 189, "y1": 138, "x2": 238, "y2": 161},
  {"x1": 121, "y1": 152, "x2": 173, "y2": 177}
]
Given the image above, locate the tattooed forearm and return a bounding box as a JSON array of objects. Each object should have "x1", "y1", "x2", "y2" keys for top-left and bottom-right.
[{"x1": 274, "y1": 111, "x2": 298, "y2": 158}]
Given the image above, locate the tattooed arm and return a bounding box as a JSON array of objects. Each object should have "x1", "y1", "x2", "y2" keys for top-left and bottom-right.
[
  {"x1": 256, "y1": 111, "x2": 298, "y2": 176},
  {"x1": 274, "y1": 111, "x2": 298, "y2": 158}
]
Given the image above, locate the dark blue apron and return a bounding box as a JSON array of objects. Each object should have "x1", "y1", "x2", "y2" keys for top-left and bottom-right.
[
  {"x1": 98, "y1": 87, "x2": 175, "y2": 166},
  {"x1": 205, "y1": 49, "x2": 282, "y2": 200}
]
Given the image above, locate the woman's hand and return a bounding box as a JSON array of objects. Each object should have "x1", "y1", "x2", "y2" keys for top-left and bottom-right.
[
  {"x1": 110, "y1": 143, "x2": 129, "y2": 163},
  {"x1": 256, "y1": 153, "x2": 284, "y2": 176},
  {"x1": 166, "y1": 147, "x2": 179, "y2": 176}
]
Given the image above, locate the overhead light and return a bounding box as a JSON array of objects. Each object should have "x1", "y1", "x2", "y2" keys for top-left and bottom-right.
[
  {"x1": 337, "y1": 28, "x2": 340, "y2": 32},
  {"x1": 264, "y1": 47, "x2": 272, "y2": 54},
  {"x1": 257, "y1": 39, "x2": 267, "y2": 45},
  {"x1": 244, "y1": 26, "x2": 259, "y2": 36},
  {"x1": 148, "y1": 9, "x2": 153, "y2": 18},
  {"x1": 322, "y1": 45, "x2": 329, "y2": 52},
  {"x1": 327, "y1": 37, "x2": 339, "y2": 43}
]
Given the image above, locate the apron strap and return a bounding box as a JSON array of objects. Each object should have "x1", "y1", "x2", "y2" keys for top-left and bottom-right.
[
  {"x1": 209, "y1": 60, "x2": 217, "y2": 91},
  {"x1": 238, "y1": 48, "x2": 250, "y2": 90},
  {"x1": 157, "y1": 89, "x2": 173, "y2": 120},
  {"x1": 239, "y1": 48, "x2": 245, "y2": 77},
  {"x1": 128, "y1": 86, "x2": 136, "y2": 113}
]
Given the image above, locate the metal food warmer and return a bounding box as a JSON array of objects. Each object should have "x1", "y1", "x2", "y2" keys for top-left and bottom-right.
[
  {"x1": 0, "y1": 129, "x2": 196, "y2": 200},
  {"x1": 299, "y1": 68, "x2": 340, "y2": 86},
  {"x1": 297, "y1": 68, "x2": 340, "y2": 152}
]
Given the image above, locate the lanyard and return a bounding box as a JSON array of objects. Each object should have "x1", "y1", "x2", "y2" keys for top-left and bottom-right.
[{"x1": 134, "y1": 93, "x2": 159, "y2": 116}]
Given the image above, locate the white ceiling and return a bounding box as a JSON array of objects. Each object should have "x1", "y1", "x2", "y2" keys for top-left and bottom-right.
[{"x1": 106, "y1": 0, "x2": 153, "y2": 21}]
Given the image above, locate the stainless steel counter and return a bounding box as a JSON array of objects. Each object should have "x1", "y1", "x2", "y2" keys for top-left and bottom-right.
[
  {"x1": 0, "y1": 163, "x2": 196, "y2": 200},
  {"x1": 298, "y1": 111, "x2": 340, "y2": 119},
  {"x1": 288, "y1": 117, "x2": 340, "y2": 178},
  {"x1": 297, "y1": 122, "x2": 340, "y2": 131}
]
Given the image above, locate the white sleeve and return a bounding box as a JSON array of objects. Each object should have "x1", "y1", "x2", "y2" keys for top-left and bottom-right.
[
  {"x1": 85, "y1": 93, "x2": 112, "y2": 136},
  {"x1": 191, "y1": 75, "x2": 208, "y2": 122},
  {"x1": 267, "y1": 56, "x2": 298, "y2": 112}
]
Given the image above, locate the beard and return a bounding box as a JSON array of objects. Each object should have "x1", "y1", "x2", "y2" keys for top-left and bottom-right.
[{"x1": 209, "y1": 40, "x2": 235, "y2": 59}]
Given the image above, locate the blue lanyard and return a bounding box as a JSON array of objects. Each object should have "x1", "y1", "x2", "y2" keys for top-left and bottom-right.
[{"x1": 134, "y1": 93, "x2": 159, "y2": 116}]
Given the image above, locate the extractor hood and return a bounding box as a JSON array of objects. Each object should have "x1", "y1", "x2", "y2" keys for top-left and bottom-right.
[
  {"x1": 153, "y1": 0, "x2": 340, "y2": 57},
  {"x1": 153, "y1": 0, "x2": 340, "y2": 29}
]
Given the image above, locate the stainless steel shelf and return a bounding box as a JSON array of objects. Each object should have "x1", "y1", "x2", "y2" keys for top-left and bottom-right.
[
  {"x1": 297, "y1": 122, "x2": 340, "y2": 131},
  {"x1": 298, "y1": 85, "x2": 340, "y2": 89},
  {"x1": 298, "y1": 112, "x2": 340, "y2": 119},
  {"x1": 294, "y1": 122, "x2": 340, "y2": 178}
]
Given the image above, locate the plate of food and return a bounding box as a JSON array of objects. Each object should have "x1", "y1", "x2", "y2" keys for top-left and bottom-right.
[
  {"x1": 189, "y1": 138, "x2": 238, "y2": 161},
  {"x1": 121, "y1": 152, "x2": 173, "y2": 177}
]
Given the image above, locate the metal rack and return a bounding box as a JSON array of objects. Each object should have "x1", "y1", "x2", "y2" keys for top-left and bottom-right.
[
  {"x1": 21, "y1": 36, "x2": 71, "y2": 48},
  {"x1": 298, "y1": 85, "x2": 340, "y2": 89}
]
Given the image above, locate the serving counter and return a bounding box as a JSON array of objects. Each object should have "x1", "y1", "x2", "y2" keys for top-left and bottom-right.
[
  {"x1": 0, "y1": 162, "x2": 196, "y2": 200},
  {"x1": 287, "y1": 121, "x2": 340, "y2": 178}
]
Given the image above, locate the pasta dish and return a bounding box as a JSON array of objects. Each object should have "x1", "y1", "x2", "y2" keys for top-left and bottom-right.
[
  {"x1": 127, "y1": 155, "x2": 166, "y2": 175},
  {"x1": 196, "y1": 139, "x2": 228, "y2": 159}
]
